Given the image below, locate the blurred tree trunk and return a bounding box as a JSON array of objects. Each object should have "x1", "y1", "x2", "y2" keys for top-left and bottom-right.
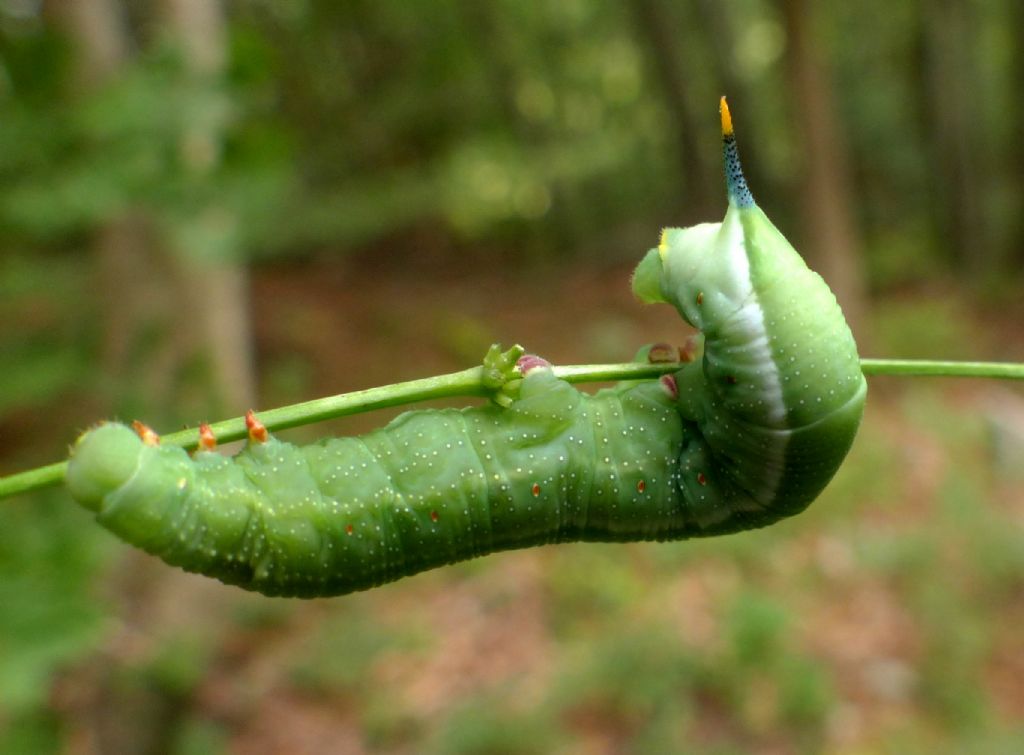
[
  {"x1": 628, "y1": 0, "x2": 718, "y2": 223},
  {"x1": 51, "y1": 0, "x2": 128, "y2": 80},
  {"x1": 46, "y1": 0, "x2": 156, "y2": 398},
  {"x1": 45, "y1": 0, "x2": 254, "y2": 415},
  {"x1": 47, "y1": 4, "x2": 252, "y2": 753},
  {"x1": 160, "y1": 0, "x2": 256, "y2": 413},
  {"x1": 1006, "y1": 1, "x2": 1024, "y2": 268},
  {"x1": 919, "y1": 0, "x2": 988, "y2": 276},
  {"x1": 779, "y1": 0, "x2": 868, "y2": 340},
  {"x1": 47, "y1": 10, "x2": 179, "y2": 754}
]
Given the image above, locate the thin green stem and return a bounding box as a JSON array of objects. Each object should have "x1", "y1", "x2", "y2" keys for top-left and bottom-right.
[
  {"x1": 1, "y1": 357, "x2": 1021, "y2": 501},
  {"x1": 0, "y1": 462, "x2": 68, "y2": 501},
  {"x1": 860, "y1": 359, "x2": 1024, "y2": 380}
]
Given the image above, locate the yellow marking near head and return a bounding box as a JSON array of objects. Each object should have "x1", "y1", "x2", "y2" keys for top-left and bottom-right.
[
  {"x1": 658, "y1": 228, "x2": 669, "y2": 258},
  {"x1": 720, "y1": 96, "x2": 733, "y2": 137}
]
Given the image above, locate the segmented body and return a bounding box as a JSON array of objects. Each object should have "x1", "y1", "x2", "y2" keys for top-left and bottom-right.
[
  {"x1": 65, "y1": 99, "x2": 867, "y2": 598},
  {"x1": 69, "y1": 375, "x2": 688, "y2": 597}
]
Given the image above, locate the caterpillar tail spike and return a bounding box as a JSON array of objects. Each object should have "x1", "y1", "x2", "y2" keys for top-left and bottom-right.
[
  {"x1": 66, "y1": 101, "x2": 866, "y2": 598},
  {"x1": 720, "y1": 96, "x2": 754, "y2": 208}
]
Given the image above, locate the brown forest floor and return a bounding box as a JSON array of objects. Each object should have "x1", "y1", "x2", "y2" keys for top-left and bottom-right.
[{"x1": 28, "y1": 253, "x2": 1024, "y2": 755}]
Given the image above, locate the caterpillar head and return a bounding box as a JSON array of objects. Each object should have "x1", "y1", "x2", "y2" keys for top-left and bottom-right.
[
  {"x1": 66, "y1": 423, "x2": 144, "y2": 511},
  {"x1": 633, "y1": 97, "x2": 808, "y2": 334}
]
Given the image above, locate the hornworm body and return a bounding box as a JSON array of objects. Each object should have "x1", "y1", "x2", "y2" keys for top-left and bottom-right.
[
  {"x1": 68, "y1": 373, "x2": 686, "y2": 597},
  {"x1": 66, "y1": 100, "x2": 866, "y2": 597}
]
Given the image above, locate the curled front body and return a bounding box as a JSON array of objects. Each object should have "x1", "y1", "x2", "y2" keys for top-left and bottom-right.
[
  {"x1": 665, "y1": 204, "x2": 866, "y2": 533},
  {"x1": 68, "y1": 374, "x2": 687, "y2": 597},
  {"x1": 632, "y1": 105, "x2": 867, "y2": 533}
]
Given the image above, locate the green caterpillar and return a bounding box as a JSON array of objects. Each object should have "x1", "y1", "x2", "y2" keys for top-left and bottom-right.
[{"x1": 66, "y1": 100, "x2": 866, "y2": 598}]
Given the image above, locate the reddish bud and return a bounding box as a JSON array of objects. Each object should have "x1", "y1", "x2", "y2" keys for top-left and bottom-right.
[
  {"x1": 516, "y1": 354, "x2": 552, "y2": 375},
  {"x1": 245, "y1": 410, "x2": 268, "y2": 443},
  {"x1": 131, "y1": 420, "x2": 160, "y2": 446}
]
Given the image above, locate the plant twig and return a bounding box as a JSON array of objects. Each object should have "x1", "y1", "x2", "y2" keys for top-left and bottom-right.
[
  {"x1": 859, "y1": 359, "x2": 1024, "y2": 380},
  {"x1": 1, "y1": 358, "x2": 1021, "y2": 501}
]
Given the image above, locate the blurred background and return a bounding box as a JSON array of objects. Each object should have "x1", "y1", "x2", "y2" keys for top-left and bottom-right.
[{"x1": 2, "y1": 0, "x2": 1024, "y2": 752}]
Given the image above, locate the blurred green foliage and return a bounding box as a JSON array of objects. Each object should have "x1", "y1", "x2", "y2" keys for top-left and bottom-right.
[
  {"x1": 0, "y1": 491, "x2": 111, "y2": 750},
  {"x1": 2, "y1": 0, "x2": 1024, "y2": 753}
]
